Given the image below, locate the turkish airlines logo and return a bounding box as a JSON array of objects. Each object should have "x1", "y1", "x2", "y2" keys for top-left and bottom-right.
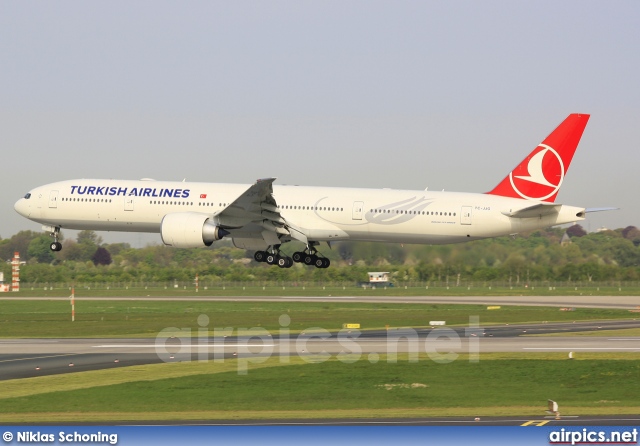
[{"x1": 509, "y1": 144, "x2": 565, "y2": 201}]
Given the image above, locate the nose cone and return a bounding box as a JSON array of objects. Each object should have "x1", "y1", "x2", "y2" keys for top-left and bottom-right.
[{"x1": 14, "y1": 197, "x2": 30, "y2": 217}]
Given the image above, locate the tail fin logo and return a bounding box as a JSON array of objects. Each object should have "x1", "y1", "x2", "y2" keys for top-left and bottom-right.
[
  {"x1": 487, "y1": 114, "x2": 589, "y2": 203},
  {"x1": 509, "y1": 144, "x2": 564, "y2": 201}
]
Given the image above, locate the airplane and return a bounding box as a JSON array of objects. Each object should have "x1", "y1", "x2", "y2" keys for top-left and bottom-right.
[{"x1": 14, "y1": 113, "x2": 610, "y2": 269}]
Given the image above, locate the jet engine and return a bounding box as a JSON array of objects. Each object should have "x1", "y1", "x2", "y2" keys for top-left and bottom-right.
[{"x1": 160, "y1": 212, "x2": 228, "y2": 248}]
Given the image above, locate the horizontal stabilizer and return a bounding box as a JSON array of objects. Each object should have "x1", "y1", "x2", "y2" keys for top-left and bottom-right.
[
  {"x1": 584, "y1": 207, "x2": 619, "y2": 214},
  {"x1": 502, "y1": 203, "x2": 562, "y2": 218}
]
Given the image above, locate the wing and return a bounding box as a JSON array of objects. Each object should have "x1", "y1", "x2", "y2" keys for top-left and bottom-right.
[{"x1": 213, "y1": 178, "x2": 308, "y2": 247}]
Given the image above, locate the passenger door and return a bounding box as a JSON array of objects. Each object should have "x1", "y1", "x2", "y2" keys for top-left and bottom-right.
[
  {"x1": 352, "y1": 201, "x2": 364, "y2": 220},
  {"x1": 461, "y1": 206, "x2": 472, "y2": 225},
  {"x1": 48, "y1": 190, "x2": 59, "y2": 208},
  {"x1": 124, "y1": 196, "x2": 134, "y2": 211}
]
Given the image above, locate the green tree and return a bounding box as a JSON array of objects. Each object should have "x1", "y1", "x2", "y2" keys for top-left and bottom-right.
[
  {"x1": 610, "y1": 239, "x2": 640, "y2": 267},
  {"x1": 0, "y1": 230, "x2": 42, "y2": 261},
  {"x1": 27, "y1": 236, "x2": 56, "y2": 263},
  {"x1": 77, "y1": 230, "x2": 103, "y2": 246},
  {"x1": 71, "y1": 230, "x2": 103, "y2": 262},
  {"x1": 58, "y1": 240, "x2": 87, "y2": 262}
]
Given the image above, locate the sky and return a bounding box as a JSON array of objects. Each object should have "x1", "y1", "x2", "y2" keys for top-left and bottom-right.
[{"x1": 1, "y1": 1, "x2": 639, "y2": 247}]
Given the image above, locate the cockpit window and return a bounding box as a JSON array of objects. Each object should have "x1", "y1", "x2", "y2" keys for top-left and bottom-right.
[{"x1": 24, "y1": 193, "x2": 31, "y2": 199}]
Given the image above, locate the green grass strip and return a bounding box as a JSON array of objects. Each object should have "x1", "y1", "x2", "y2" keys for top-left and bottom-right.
[
  {"x1": 0, "y1": 300, "x2": 634, "y2": 338},
  {"x1": 1, "y1": 354, "x2": 639, "y2": 422}
]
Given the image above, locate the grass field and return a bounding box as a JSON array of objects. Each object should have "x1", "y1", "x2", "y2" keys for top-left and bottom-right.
[
  {"x1": 0, "y1": 300, "x2": 635, "y2": 338},
  {"x1": 0, "y1": 353, "x2": 639, "y2": 422}
]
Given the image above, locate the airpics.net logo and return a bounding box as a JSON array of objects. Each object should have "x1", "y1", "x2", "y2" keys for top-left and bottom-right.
[
  {"x1": 509, "y1": 144, "x2": 565, "y2": 201},
  {"x1": 154, "y1": 314, "x2": 482, "y2": 374},
  {"x1": 549, "y1": 428, "x2": 638, "y2": 445}
]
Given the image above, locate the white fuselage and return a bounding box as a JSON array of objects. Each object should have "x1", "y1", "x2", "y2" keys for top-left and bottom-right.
[{"x1": 14, "y1": 179, "x2": 585, "y2": 246}]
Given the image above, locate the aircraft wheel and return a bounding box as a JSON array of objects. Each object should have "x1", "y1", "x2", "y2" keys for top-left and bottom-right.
[
  {"x1": 314, "y1": 257, "x2": 326, "y2": 268},
  {"x1": 322, "y1": 258, "x2": 330, "y2": 268},
  {"x1": 277, "y1": 256, "x2": 289, "y2": 268},
  {"x1": 285, "y1": 257, "x2": 294, "y2": 268},
  {"x1": 50, "y1": 242, "x2": 62, "y2": 252},
  {"x1": 304, "y1": 254, "x2": 317, "y2": 265},
  {"x1": 266, "y1": 254, "x2": 278, "y2": 265},
  {"x1": 292, "y1": 252, "x2": 304, "y2": 263},
  {"x1": 254, "y1": 251, "x2": 267, "y2": 262}
]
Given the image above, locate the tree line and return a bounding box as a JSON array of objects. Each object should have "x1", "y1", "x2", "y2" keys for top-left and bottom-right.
[{"x1": 0, "y1": 225, "x2": 639, "y2": 285}]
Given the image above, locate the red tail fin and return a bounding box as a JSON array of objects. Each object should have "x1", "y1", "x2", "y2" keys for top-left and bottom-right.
[{"x1": 487, "y1": 114, "x2": 590, "y2": 202}]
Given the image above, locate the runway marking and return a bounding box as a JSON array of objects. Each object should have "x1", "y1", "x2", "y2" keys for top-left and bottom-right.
[
  {"x1": 0, "y1": 353, "x2": 79, "y2": 363},
  {"x1": 522, "y1": 420, "x2": 550, "y2": 426}
]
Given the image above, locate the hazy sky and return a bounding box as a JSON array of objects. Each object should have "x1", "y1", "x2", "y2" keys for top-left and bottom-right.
[{"x1": 1, "y1": 1, "x2": 638, "y2": 246}]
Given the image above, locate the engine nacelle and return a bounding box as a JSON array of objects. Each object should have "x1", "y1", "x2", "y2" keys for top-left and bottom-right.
[{"x1": 160, "y1": 212, "x2": 228, "y2": 248}]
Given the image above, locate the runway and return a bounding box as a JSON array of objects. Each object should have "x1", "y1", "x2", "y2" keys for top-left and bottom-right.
[{"x1": 2, "y1": 319, "x2": 640, "y2": 381}]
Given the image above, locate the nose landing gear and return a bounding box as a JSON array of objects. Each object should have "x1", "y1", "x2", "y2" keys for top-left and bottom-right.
[{"x1": 46, "y1": 226, "x2": 63, "y2": 251}]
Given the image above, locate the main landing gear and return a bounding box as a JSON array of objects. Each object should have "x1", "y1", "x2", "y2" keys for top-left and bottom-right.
[
  {"x1": 293, "y1": 249, "x2": 330, "y2": 269},
  {"x1": 47, "y1": 226, "x2": 62, "y2": 252},
  {"x1": 254, "y1": 246, "x2": 331, "y2": 269},
  {"x1": 254, "y1": 250, "x2": 294, "y2": 268}
]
